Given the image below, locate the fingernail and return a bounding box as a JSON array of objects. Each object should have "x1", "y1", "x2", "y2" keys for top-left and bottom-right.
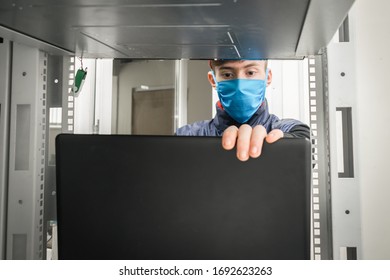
[
  {"x1": 240, "y1": 152, "x2": 247, "y2": 159},
  {"x1": 251, "y1": 147, "x2": 258, "y2": 155},
  {"x1": 224, "y1": 140, "x2": 231, "y2": 147}
]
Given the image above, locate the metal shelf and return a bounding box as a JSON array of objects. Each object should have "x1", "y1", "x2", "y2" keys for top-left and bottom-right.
[{"x1": 0, "y1": 0, "x2": 354, "y2": 59}]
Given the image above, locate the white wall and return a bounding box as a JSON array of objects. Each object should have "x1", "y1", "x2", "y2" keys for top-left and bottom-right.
[
  {"x1": 116, "y1": 60, "x2": 213, "y2": 133},
  {"x1": 116, "y1": 60, "x2": 175, "y2": 134},
  {"x1": 187, "y1": 60, "x2": 213, "y2": 124},
  {"x1": 354, "y1": 0, "x2": 390, "y2": 259},
  {"x1": 267, "y1": 60, "x2": 310, "y2": 125}
]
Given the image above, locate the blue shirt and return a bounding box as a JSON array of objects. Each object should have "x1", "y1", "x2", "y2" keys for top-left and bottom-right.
[{"x1": 176, "y1": 100, "x2": 309, "y2": 138}]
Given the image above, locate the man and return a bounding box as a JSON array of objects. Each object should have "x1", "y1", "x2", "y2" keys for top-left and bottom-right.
[{"x1": 176, "y1": 59, "x2": 310, "y2": 161}]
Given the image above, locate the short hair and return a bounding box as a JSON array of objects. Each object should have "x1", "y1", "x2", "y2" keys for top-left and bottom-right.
[{"x1": 209, "y1": 59, "x2": 268, "y2": 70}]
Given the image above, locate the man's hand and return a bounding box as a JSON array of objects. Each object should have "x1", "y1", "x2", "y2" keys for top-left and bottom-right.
[{"x1": 222, "y1": 124, "x2": 284, "y2": 161}]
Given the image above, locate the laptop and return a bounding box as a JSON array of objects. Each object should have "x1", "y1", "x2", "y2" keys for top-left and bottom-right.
[{"x1": 55, "y1": 134, "x2": 311, "y2": 260}]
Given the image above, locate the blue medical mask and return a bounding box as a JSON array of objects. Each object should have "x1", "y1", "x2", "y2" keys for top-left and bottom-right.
[{"x1": 212, "y1": 69, "x2": 268, "y2": 123}]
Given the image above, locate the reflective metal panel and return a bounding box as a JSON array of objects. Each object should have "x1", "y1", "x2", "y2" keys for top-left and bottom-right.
[{"x1": 0, "y1": 0, "x2": 354, "y2": 59}]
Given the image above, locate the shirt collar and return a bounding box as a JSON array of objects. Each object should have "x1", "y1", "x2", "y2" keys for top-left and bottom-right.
[{"x1": 213, "y1": 99, "x2": 270, "y2": 133}]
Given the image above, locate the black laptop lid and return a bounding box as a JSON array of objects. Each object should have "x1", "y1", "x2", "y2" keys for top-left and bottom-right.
[{"x1": 56, "y1": 135, "x2": 311, "y2": 260}]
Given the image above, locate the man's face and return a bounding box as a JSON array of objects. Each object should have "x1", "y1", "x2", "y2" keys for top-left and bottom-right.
[
  {"x1": 208, "y1": 60, "x2": 271, "y2": 88},
  {"x1": 214, "y1": 60, "x2": 267, "y2": 82}
]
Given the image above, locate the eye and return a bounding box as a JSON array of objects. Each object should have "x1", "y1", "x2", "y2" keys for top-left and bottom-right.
[
  {"x1": 221, "y1": 72, "x2": 234, "y2": 79},
  {"x1": 247, "y1": 70, "x2": 256, "y2": 76}
]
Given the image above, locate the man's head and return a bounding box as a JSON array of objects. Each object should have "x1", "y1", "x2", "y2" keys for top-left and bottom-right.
[
  {"x1": 207, "y1": 60, "x2": 272, "y2": 124},
  {"x1": 208, "y1": 60, "x2": 272, "y2": 87}
]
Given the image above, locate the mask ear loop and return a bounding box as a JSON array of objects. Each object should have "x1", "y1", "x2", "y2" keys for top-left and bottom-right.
[
  {"x1": 265, "y1": 68, "x2": 269, "y2": 83},
  {"x1": 210, "y1": 70, "x2": 218, "y2": 88}
]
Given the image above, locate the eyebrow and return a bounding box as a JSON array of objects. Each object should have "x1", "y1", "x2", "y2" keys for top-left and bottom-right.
[
  {"x1": 243, "y1": 63, "x2": 262, "y2": 68},
  {"x1": 218, "y1": 63, "x2": 262, "y2": 70}
]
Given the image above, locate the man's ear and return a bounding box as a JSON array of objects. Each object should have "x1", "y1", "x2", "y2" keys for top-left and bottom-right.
[
  {"x1": 207, "y1": 71, "x2": 217, "y2": 88},
  {"x1": 266, "y1": 69, "x2": 273, "y2": 87}
]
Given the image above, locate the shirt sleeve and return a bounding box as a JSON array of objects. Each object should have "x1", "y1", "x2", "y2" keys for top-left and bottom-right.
[{"x1": 283, "y1": 124, "x2": 311, "y2": 139}]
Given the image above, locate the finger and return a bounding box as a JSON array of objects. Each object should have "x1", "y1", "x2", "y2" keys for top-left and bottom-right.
[
  {"x1": 249, "y1": 125, "x2": 267, "y2": 158},
  {"x1": 222, "y1": 125, "x2": 239, "y2": 150},
  {"x1": 236, "y1": 124, "x2": 252, "y2": 161},
  {"x1": 265, "y1": 129, "x2": 284, "y2": 143}
]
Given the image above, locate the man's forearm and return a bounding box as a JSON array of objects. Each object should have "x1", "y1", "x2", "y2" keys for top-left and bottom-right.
[{"x1": 284, "y1": 124, "x2": 310, "y2": 139}]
